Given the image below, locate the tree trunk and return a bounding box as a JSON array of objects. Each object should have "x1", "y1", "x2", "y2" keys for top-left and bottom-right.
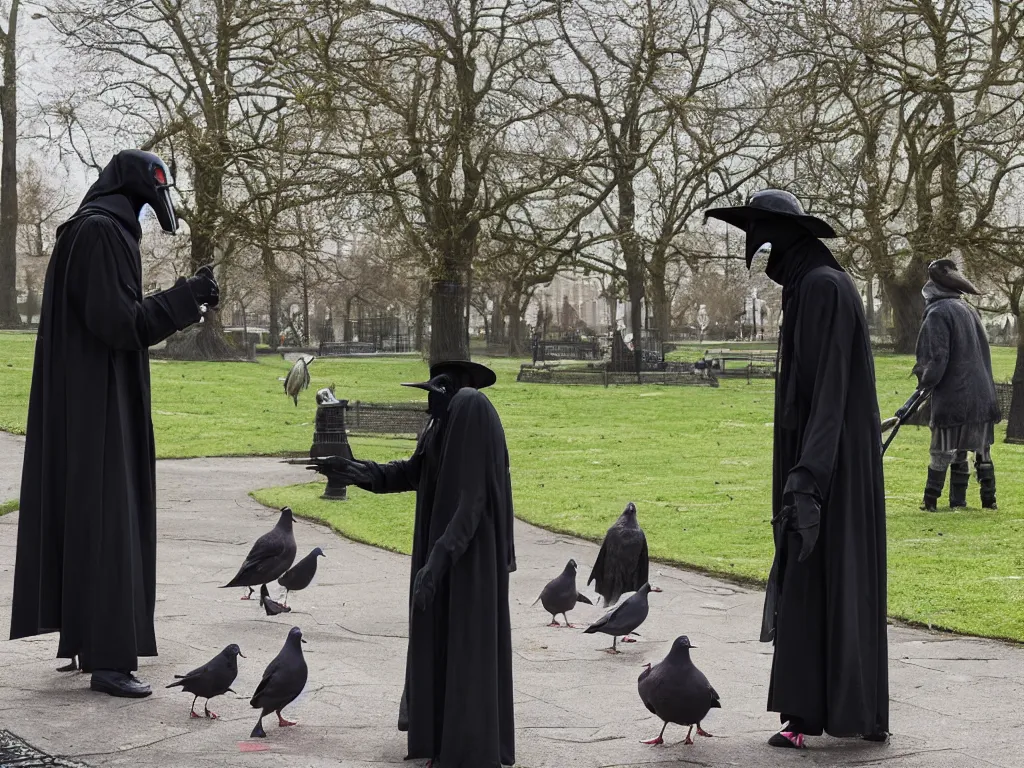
[
  {"x1": 883, "y1": 266, "x2": 927, "y2": 353},
  {"x1": 429, "y1": 278, "x2": 469, "y2": 364},
  {"x1": 266, "y1": 246, "x2": 281, "y2": 350},
  {"x1": 865, "y1": 274, "x2": 875, "y2": 332},
  {"x1": 1007, "y1": 309, "x2": 1024, "y2": 444},
  {"x1": 301, "y1": 266, "x2": 310, "y2": 345},
  {"x1": 414, "y1": 280, "x2": 427, "y2": 352},
  {"x1": 0, "y1": 0, "x2": 20, "y2": 327}
]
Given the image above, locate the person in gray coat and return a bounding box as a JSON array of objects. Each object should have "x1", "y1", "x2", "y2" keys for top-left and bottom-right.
[{"x1": 911, "y1": 259, "x2": 1000, "y2": 510}]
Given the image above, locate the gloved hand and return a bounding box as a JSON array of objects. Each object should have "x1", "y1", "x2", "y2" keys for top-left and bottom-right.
[
  {"x1": 307, "y1": 456, "x2": 372, "y2": 486},
  {"x1": 187, "y1": 265, "x2": 219, "y2": 309},
  {"x1": 783, "y1": 492, "x2": 820, "y2": 563},
  {"x1": 412, "y1": 564, "x2": 437, "y2": 612},
  {"x1": 896, "y1": 389, "x2": 924, "y2": 421}
]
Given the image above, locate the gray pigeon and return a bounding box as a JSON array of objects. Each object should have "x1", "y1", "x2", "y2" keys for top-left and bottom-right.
[
  {"x1": 533, "y1": 559, "x2": 593, "y2": 627},
  {"x1": 583, "y1": 582, "x2": 661, "y2": 654},
  {"x1": 260, "y1": 584, "x2": 292, "y2": 616},
  {"x1": 250, "y1": 626, "x2": 309, "y2": 738},
  {"x1": 278, "y1": 547, "x2": 326, "y2": 607},
  {"x1": 166, "y1": 644, "x2": 245, "y2": 719},
  {"x1": 222, "y1": 507, "x2": 297, "y2": 600},
  {"x1": 638, "y1": 635, "x2": 720, "y2": 745},
  {"x1": 588, "y1": 502, "x2": 650, "y2": 606}
]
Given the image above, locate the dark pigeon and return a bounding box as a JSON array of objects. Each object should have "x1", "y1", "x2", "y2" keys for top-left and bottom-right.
[
  {"x1": 588, "y1": 502, "x2": 650, "y2": 606},
  {"x1": 222, "y1": 507, "x2": 297, "y2": 600},
  {"x1": 166, "y1": 644, "x2": 244, "y2": 719},
  {"x1": 278, "y1": 547, "x2": 326, "y2": 607},
  {"x1": 250, "y1": 626, "x2": 309, "y2": 738},
  {"x1": 638, "y1": 635, "x2": 721, "y2": 745},
  {"x1": 533, "y1": 558, "x2": 593, "y2": 627},
  {"x1": 260, "y1": 584, "x2": 292, "y2": 616},
  {"x1": 583, "y1": 582, "x2": 661, "y2": 654}
]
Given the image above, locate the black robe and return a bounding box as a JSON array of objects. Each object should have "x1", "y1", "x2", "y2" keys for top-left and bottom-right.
[
  {"x1": 764, "y1": 257, "x2": 889, "y2": 737},
  {"x1": 361, "y1": 388, "x2": 516, "y2": 767},
  {"x1": 10, "y1": 194, "x2": 200, "y2": 672}
]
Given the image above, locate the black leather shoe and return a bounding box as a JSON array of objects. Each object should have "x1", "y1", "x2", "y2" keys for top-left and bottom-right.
[{"x1": 90, "y1": 670, "x2": 152, "y2": 698}]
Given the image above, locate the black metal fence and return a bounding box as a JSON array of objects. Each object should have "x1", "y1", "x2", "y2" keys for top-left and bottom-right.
[
  {"x1": 345, "y1": 401, "x2": 429, "y2": 438},
  {"x1": 516, "y1": 361, "x2": 719, "y2": 387}
]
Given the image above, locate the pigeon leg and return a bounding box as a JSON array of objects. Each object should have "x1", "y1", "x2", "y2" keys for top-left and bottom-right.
[
  {"x1": 241, "y1": 587, "x2": 255, "y2": 601},
  {"x1": 561, "y1": 613, "x2": 575, "y2": 629},
  {"x1": 283, "y1": 591, "x2": 289, "y2": 609},
  {"x1": 250, "y1": 716, "x2": 267, "y2": 738},
  {"x1": 56, "y1": 656, "x2": 78, "y2": 672},
  {"x1": 204, "y1": 700, "x2": 219, "y2": 720},
  {"x1": 603, "y1": 636, "x2": 621, "y2": 654},
  {"x1": 547, "y1": 615, "x2": 560, "y2": 627},
  {"x1": 684, "y1": 725, "x2": 695, "y2": 746},
  {"x1": 189, "y1": 695, "x2": 201, "y2": 719},
  {"x1": 277, "y1": 710, "x2": 297, "y2": 727},
  {"x1": 641, "y1": 721, "x2": 668, "y2": 745},
  {"x1": 697, "y1": 723, "x2": 713, "y2": 737}
]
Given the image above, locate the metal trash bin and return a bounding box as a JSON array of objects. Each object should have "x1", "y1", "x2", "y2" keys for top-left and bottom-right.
[{"x1": 310, "y1": 399, "x2": 354, "y2": 500}]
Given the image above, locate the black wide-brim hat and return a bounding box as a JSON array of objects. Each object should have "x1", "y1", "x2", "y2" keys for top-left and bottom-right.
[
  {"x1": 704, "y1": 189, "x2": 837, "y2": 239},
  {"x1": 402, "y1": 359, "x2": 497, "y2": 391}
]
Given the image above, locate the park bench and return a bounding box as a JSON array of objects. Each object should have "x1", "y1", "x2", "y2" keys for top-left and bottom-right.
[{"x1": 703, "y1": 349, "x2": 777, "y2": 382}]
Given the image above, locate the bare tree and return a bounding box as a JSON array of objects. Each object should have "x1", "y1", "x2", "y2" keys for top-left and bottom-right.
[
  {"x1": 0, "y1": 0, "x2": 20, "y2": 325},
  {"x1": 306, "y1": 0, "x2": 589, "y2": 363}
]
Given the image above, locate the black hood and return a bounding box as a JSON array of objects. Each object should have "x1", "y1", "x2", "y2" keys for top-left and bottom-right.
[{"x1": 81, "y1": 150, "x2": 178, "y2": 234}]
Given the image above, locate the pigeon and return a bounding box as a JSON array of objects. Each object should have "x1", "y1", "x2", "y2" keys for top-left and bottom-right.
[
  {"x1": 260, "y1": 584, "x2": 292, "y2": 616},
  {"x1": 284, "y1": 355, "x2": 314, "y2": 406},
  {"x1": 583, "y1": 582, "x2": 662, "y2": 654},
  {"x1": 588, "y1": 502, "x2": 650, "y2": 606},
  {"x1": 222, "y1": 507, "x2": 297, "y2": 600},
  {"x1": 638, "y1": 635, "x2": 720, "y2": 746},
  {"x1": 166, "y1": 644, "x2": 245, "y2": 719},
  {"x1": 250, "y1": 626, "x2": 309, "y2": 738},
  {"x1": 278, "y1": 547, "x2": 326, "y2": 607},
  {"x1": 532, "y1": 558, "x2": 593, "y2": 627}
]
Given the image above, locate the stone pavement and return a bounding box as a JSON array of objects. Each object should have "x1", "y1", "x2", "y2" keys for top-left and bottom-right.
[{"x1": 0, "y1": 434, "x2": 1023, "y2": 768}]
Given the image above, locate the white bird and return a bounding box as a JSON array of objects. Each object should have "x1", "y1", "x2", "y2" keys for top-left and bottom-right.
[{"x1": 283, "y1": 355, "x2": 315, "y2": 406}]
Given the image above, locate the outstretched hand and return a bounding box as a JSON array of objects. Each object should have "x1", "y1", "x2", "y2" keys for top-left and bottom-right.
[
  {"x1": 306, "y1": 456, "x2": 372, "y2": 486},
  {"x1": 187, "y1": 265, "x2": 220, "y2": 309}
]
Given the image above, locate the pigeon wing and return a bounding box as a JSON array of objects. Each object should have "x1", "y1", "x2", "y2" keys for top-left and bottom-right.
[{"x1": 225, "y1": 531, "x2": 288, "y2": 586}]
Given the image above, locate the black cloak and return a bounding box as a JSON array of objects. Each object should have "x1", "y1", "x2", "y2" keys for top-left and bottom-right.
[
  {"x1": 762, "y1": 231, "x2": 889, "y2": 737},
  {"x1": 359, "y1": 388, "x2": 516, "y2": 767},
  {"x1": 10, "y1": 171, "x2": 200, "y2": 672}
]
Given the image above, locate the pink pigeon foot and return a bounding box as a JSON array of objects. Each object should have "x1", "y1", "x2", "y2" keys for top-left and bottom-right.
[
  {"x1": 277, "y1": 712, "x2": 296, "y2": 727},
  {"x1": 621, "y1": 636, "x2": 637, "y2": 643},
  {"x1": 697, "y1": 726, "x2": 713, "y2": 737},
  {"x1": 641, "y1": 736, "x2": 664, "y2": 745}
]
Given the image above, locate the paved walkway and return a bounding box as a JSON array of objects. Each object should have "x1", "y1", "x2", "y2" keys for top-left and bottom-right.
[{"x1": 1, "y1": 432, "x2": 1022, "y2": 767}]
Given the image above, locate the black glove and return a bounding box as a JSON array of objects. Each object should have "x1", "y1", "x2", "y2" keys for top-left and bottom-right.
[
  {"x1": 896, "y1": 389, "x2": 925, "y2": 421},
  {"x1": 307, "y1": 456, "x2": 372, "y2": 486},
  {"x1": 783, "y1": 491, "x2": 820, "y2": 563},
  {"x1": 412, "y1": 565, "x2": 437, "y2": 612},
  {"x1": 187, "y1": 265, "x2": 219, "y2": 308}
]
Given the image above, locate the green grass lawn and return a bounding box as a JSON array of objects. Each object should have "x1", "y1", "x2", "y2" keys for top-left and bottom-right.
[{"x1": 3, "y1": 330, "x2": 1023, "y2": 640}]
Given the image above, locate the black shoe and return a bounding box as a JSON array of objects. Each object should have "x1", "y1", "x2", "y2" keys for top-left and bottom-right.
[
  {"x1": 90, "y1": 670, "x2": 152, "y2": 698},
  {"x1": 976, "y1": 460, "x2": 997, "y2": 509},
  {"x1": 863, "y1": 731, "x2": 889, "y2": 743},
  {"x1": 921, "y1": 467, "x2": 946, "y2": 511}
]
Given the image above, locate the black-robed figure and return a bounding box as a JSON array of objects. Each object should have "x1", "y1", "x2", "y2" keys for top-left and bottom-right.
[
  {"x1": 706, "y1": 190, "x2": 888, "y2": 747},
  {"x1": 10, "y1": 150, "x2": 220, "y2": 698},
  {"x1": 311, "y1": 360, "x2": 516, "y2": 768}
]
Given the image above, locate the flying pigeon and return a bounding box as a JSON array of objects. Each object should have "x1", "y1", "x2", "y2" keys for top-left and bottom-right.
[
  {"x1": 250, "y1": 626, "x2": 309, "y2": 738},
  {"x1": 584, "y1": 582, "x2": 661, "y2": 654},
  {"x1": 638, "y1": 635, "x2": 721, "y2": 746},
  {"x1": 278, "y1": 547, "x2": 326, "y2": 607},
  {"x1": 928, "y1": 258, "x2": 979, "y2": 295},
  {"x1": 260, "y1": 584, "x2": 292, "y2": 616},
  {"x1": 588, "y1": 502, "x2": 650, "y2": 606},
  {"x1": 283, "y1": 355, "x2": 315, "y2": 406},
  {"x1": 533, "y1": 558, "x2": 593, "y2": 627},
  {"x1": 166, "y1": 644, "x2": 245, "y2": 719},
  {"x1": 222, "y1": 507, "x2": 297, "y2": 600}
]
